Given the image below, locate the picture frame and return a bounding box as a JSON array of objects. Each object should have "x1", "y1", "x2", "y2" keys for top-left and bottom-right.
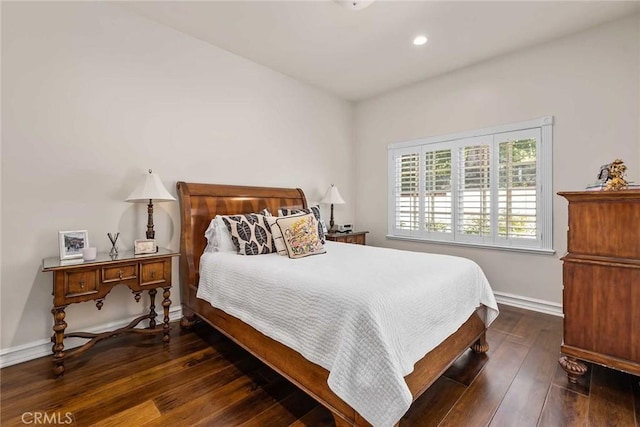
[
  {"x1": 59, "y1": 230, "x2": 89, "y2": 260},
  {"x1": 134, "y1": 239, "x2": 156, "y2": 255},
  {"x1": 597, "y1": 163, "x2": 611, "y2": 183}
]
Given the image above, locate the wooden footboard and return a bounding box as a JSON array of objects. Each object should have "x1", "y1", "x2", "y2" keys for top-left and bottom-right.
[{"x1": 177, "y1": 182, "x2": 488, "y2": 426}]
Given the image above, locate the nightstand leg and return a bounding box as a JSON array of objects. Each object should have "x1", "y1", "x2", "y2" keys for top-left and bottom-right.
[
  {"x1": 51, "y1": 306, "x2": 67, "y2": 378},
  {"x1": 162, "y1": 287, "x2": 171, "y2": 344},
  {"x1": 148, "y1": 289, "x2": 157, "y2": 329}
]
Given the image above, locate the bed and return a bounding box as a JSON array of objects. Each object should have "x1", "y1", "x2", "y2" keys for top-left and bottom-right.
[{"x1": 177, "y1": 182, "x2": 497, "y2": 427}]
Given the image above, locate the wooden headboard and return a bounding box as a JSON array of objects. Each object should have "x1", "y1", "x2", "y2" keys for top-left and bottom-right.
[{"x1": 176, "y1": 182, "x2": 307, "y2": 300}]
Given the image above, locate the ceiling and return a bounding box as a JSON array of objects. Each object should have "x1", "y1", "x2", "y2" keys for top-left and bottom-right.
[{"x1": 119, "y1": 1, "x2": 640, "y2": 101}]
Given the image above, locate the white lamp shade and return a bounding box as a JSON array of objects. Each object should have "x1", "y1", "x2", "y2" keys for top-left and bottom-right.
[
  {"x1": 320, "y1": 184, "x2": 346, "y2": 205},
  {"x1": 125, "y1": 170, "x2": 175, "y2": 202}
]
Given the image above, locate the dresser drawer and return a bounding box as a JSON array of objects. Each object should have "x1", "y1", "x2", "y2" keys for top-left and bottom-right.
[
  {"x1": 101, "y1": 264, "x2": 137, "y2": 284},
  {"x1": 140, "y1": 260, "x2": 169, "y2": 287},
  {"x1": 64, "y1": 270, "x2": 98, "y2": 297}
]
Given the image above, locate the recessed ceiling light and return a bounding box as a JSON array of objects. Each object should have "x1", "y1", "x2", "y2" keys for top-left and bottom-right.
[
  {"x1": 413, "y1": 35, "x2": 428, "y2": 46},
  {"x1": 334, "y1": 0, "x2": 375, "y2": 10}
]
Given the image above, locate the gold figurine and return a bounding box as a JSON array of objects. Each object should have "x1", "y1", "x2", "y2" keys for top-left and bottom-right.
[{"x1": 604, "y1": 159, "x2": 628, "y2": 191}]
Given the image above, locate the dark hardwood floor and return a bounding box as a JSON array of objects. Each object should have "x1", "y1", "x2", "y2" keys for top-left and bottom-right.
[{"x1": 1, "y1": 305, "x2": 638, "y2": 426}]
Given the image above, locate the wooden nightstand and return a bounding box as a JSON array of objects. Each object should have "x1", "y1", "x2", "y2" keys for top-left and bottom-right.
[
  {"x1": 325, "y1": 231, "x2": 369, "y2": 245},
  {"x1": 42, "y1": 248, "x2": 179, "y2": 378}
]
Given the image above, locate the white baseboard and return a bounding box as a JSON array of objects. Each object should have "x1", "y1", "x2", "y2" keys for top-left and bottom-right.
[
  {"x1": 494, "y1": 291, "x2": 563, "y2": 317},
  {"x1": 0, "y1": 306, "x2": 183, "y2": 369}
]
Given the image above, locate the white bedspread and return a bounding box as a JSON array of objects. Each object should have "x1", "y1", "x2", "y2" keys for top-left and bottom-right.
[{"x1": 197, "y1": 242, "x2": 498, "y2": 427}]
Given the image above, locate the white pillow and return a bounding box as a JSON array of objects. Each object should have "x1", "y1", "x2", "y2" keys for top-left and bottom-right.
[
  {"x1": 204, "y1": 215, "x2": 238, "y2": 253},
  {"x1": 216, "y1": 216, "x2": 237, "y2": 252}
]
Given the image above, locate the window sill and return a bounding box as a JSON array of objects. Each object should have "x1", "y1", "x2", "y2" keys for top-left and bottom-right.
[{"x1": 385, "y1": 235, "x2": 556, "y2": 255}]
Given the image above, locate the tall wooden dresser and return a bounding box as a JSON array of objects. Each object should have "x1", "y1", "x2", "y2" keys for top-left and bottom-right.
[{"x1": 558, "y1": 191, "x2": 640, "y2": 383}]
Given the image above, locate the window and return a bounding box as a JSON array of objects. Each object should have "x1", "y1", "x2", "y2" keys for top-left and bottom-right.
[{"x1": 388, "y1": 117, "x2": 553, "y2": 253}]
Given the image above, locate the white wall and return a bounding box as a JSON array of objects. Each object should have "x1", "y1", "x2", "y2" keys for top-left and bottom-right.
[
  {"x1": 1, "y1": 2, "x2": 354, "y2": 352},
  {"x1": 354, "y1": 15, "x2": 640, "y2": 305}
]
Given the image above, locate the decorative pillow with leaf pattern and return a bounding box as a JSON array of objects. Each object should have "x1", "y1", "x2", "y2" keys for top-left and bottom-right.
[
  {"x1": 278, "y1": 205, "x2": 325, "y2": 244},
  {"x1": 221, "y1": 214, "x2": 275, "y2": 255}
]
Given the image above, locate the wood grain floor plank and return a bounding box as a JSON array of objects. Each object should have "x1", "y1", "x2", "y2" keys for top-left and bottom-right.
[
  {"x1": 439, "y1": 340, "x2": 529, "y2": 427},
  {"x1": 490, "y1": 328, "x2": 562, "y2": 427},
  {"x1": 490, "y1": 305, "x2": 525, "y2": 334},
  {"x1": 239, "y1": 387, "x2": 319, "y2": 427},
  {"x1": 141, "y1": 365, "x2": 281, "y2": 427},
  {"x1": 588, "y1": 365, "x2": 636, "y2": 427},
  {"x1": 193, "y1": 375, "x2": 297, "y2": 427},
  {"x1": 0, "y1": 346, "x2": 217, "y2": 423},
  {"x1": 506, "y1": 311, "x2": 557, "y2": 348},
  {"x1": 151, "y1": 356, "x2": 259, "y2": 413},
  {"x1": 56, "y1": 347, "x2": 221, "y2": 408},
  {"x1": 400, "y1": 375, "x2": 466, "y2": 427},
  {"x1": 442, "y1": 350, "x2": 489, "y2": 386},
  {"x1": 537, "y1": 384, "x2": 589, "y2": 427},
  {"x1": 288, "y1": 405, "x2": 334, "y2": 427},
  {"x1": 2, "y1": 348, "x2": 230, "y2": 426},
  {"x1": 0, "y1": 329, "x2": 207, "y2": 402},
  {"x1": 73, "y1": 357, "x2": 261, "y2": 426},
  {"x1": 142, "y1": 375, "x2": 259, "y2": 426},
  {"x1": 89, "y1": 400, "x2": 161, "y2": 427}
]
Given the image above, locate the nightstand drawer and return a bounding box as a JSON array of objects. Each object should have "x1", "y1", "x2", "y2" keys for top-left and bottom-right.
[
  {"x1": 101, "y1": 264, "x2": 137, "y2": 284},
  {"x1": 325, "y1": 231, "x2": 368, "y2": 245},
  {"x1": 140, "y1": 260, "x2": 169, "y2": 287},
  {"x1": 344, "y1": 234, "x2": 365, "y2": 245},
  {"x1": 64, "y1": 270, "x2": 98, "y2": 297}
]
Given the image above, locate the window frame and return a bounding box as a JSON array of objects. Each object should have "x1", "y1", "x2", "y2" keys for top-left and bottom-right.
[{"x1": 387, "y1": 116, "x2": 554, "y2": 254}]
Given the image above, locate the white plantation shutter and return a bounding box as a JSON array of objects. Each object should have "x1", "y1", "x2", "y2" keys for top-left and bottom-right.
[
  {"x1": 388, "y1": 117, "x2": 553, "y2": 253},
  {"x1": 392, "y1": 150, "x2": 421, "y2": 234},
  {"x1": 457, "y1": 141, "x2": 491, "y2": 240},
  {"x1": 496, "y1": 129, "x2": 541, "y2": 245},
  {"x1": 424, "y1": 149, "x2": 452, "y2": 234}
]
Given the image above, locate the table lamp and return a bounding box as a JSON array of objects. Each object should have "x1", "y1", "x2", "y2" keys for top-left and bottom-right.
[
  {"x1": 320, "y1": 184, "x2": 345, "y2": 233},
  {"x1": 126, "y1": 169, "x2": 175, "y2": 239}
]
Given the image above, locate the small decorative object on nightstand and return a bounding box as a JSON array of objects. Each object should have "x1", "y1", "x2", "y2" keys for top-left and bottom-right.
[
  {"x1": 134, "y1": 239, "x2": 156, "y2": 255},
  {"x1": 58, "y1": 230, "x2": 89, "y2": 261},
  {"x1": 325, "y1": 230, "x2": 368, "y2": 245},
  {"x1": 42, "y1": 248, "x2": 179, "y2": 378},
  {"x1": 107, "y1": 232, "x2": 119, "y2": 258}
]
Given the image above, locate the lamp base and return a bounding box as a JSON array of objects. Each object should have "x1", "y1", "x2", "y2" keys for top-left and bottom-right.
[
  {"x1": 328, "y1": 204, "x2": 336, "y2": 233},
  {"x1": 146, "y1": 200, "x2": 155, "y2": 239}
]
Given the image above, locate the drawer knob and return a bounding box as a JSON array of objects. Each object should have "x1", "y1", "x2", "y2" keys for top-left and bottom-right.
[
  {"x1": 118, "y1": 270, "x2": 123, "y2": 280},
  {"x1": 151, "y1": 271, "x2": 156, "y2": 279},
  {"x1": 79, "y1": 280, "x2": 85, "y2": 289}
]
